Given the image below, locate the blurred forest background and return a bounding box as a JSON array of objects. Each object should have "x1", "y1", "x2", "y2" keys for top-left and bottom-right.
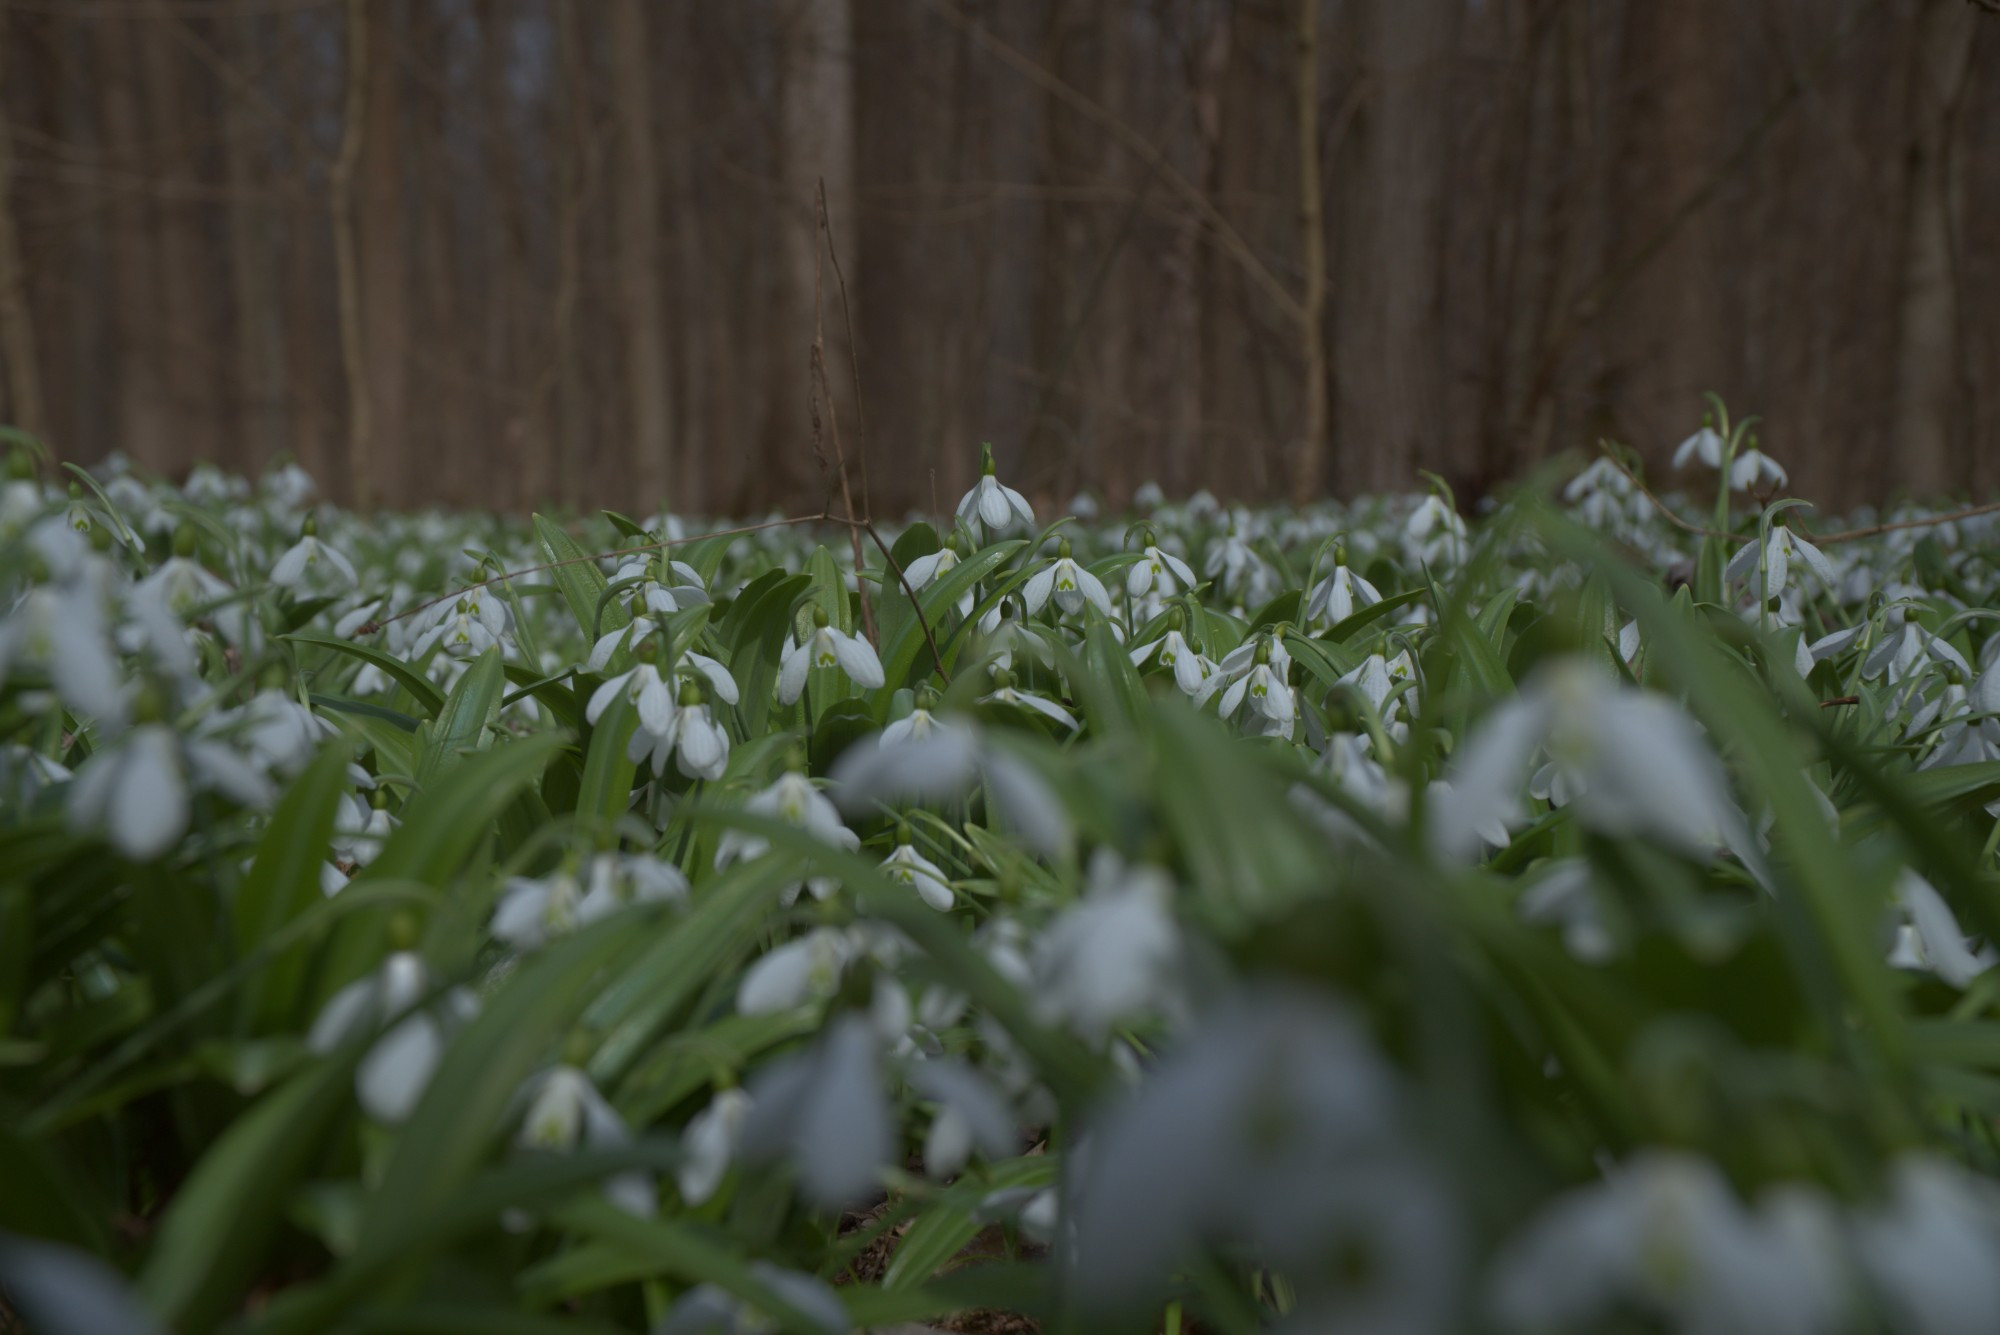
[{"x1": 0, "y1": 0, "x2": 1992, "y2": 515}]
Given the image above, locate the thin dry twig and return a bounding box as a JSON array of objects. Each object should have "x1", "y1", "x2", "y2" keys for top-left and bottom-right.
[{"x1": 809, "y1": 180, "x2": 879, "y2": 647}]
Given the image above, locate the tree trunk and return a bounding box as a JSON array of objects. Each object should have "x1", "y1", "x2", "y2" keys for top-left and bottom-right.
[
  {"x1": 608, "y1": 0, "x2": 673, "y2": 514},
  {"x1": 95, "y1": 19, "x2": 171, "y2": 470},
  {"x1": 222, "y1": 12, "x2": 285, "y2": 474},
  {"x1": 1291, "y1": 0, "x2": 1327, "y2": 504},
  {"x1": 1889, "y1": 0, "x2": 1977, "y2": 497},
  {"x1": 357, "y1": 0, "x2": 408, "y2": 506},
  {"x1": 0, "y1": 17, "x2": 45, "y2": 440}
]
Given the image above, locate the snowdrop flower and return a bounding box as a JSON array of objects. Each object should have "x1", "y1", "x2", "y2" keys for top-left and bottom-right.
[
  {"x1": 1405, "y1": 493, "x2": 1467, "y2": 567},
  {"x1": 494, "y1": 853, "x2": 687, "y2": 951},
  {"x1": 1339, "y1": 649, "x2": 1419, "y2": 734},
  {"x1": 1852, "y1": 1155, "x2": 2000, "y2": 1335},
  {"x1": 638, "y1": 678, "x2": 731, "y2": 781},
  {"x1": 736, "y1": 926, "x2": 854, "y2": 1014},
  {"x1": 879, "y1": 701, "x2": 944, "y2": 748},
  {"x1": 1070, "y1": 985, "x2": 1456, "y2": 1327},
  {"x1": 306, "y1": 951, "x2": 478, "y2": 1124},
  {"x1": 1726, "y1": 522, "x2": 1836, "y2": 599},
  {"x1": 211, "y1": 688, "x2": 334, "y2": 778},
  {"x1": 779, "y1": 607, "x2": 884, "y2": 704},
  {"x1": 1563, "y1": 457, "x2": 1647, "y2": 531},
  {"x1": 1729, "y1": 446, "x2": 1788, "y2": 492},
  {"x1": 656, "y1": 1264, "x2": 848, "y2": 1335},
  {"x1": 907, "y1": 1058, "x2": 1016, "y2": 1179},
  {"x1": 270, "y1": 519, "x2": 358, "y2": 592},
  {"x1": 901, "y1": 541, "x2": 972, "y2": 617},
  {"x1": 1515, "y1": 860, "x2": 1617, "y2": 963},
  {"x1": 714, "y1": 771, "x2": 859, "y2": 905},
  {"x1": 955, "y1": 442, "x2": 1035, "y2": 536},
  {"x1": 1129, "y1": 621, "x2": 1217, "y2": 698},
  {"x1": 515, "y1": 1065, "x2": 653, "y2": 1218},
  {"x1": 1432, "y1": 658, "x2": 1740, "y2": 861},
  {"x1": 833, "y1": 718, "x2": 1072, "y2": 859},
  {"x1": 1304, "y1": 546, "x2": 1382, "y2": 626},
  {"x1": 1215, "y1": 642, "x2": 1294, "y2": 733},
  {"x1": 979, "y1": 666, "x2": 1080, "y2": 732},
  {"x1": 1132, "y1": 480, "x2": 1165, "y2": 511},
  {"x1": 739, "y1": 1014, "x2": 893, "y2": 1208},
  {"x1": 137, "y1": 546, "x2": 234, "y2": 622},
  {"x1": 1125, "y1": 539, "x2": 1196, "y2": 600},
  {"x1": 1488, "y1": 1152, "x2": 1848, "y2": 1335},
  {"x1": 1023, "y1": 539, "x2": 1112, "y2": 618},
  {"x1": 881, "y1": 833, "x2": 954, "y2": 911},
  {"x1": 609, "y1": 553, "x2": 709, "y2": 616},
  {"x1": 413, "y1": 589, "x2": 508, "y2": 659},
  {"x1": 0, "y1": 743, "x2": 70, "y2": 808},
  {"x1": 1673, "y1": 422, "x2": 1727, "y2": 471},
  {"x1": 586, "y1": 653, "x2": 677, "y2": 740},
  {"x1": 677, "y1": 1087, "x2": 751, "y2": 1206},
  {"x1": 68, "y1": 721, "x2": 274, "y2": 860},
  {"x1": 0, "y1": 581, "x2": 127, "y2": 724},
  {"x1": 1203, "y1": 520, "x2": 1263, "y2": 599},
  {"x1": 260, "y1": 461, "x2": 316, "y2": 509},
  {"x1": 1887, "y1": 871, "x2": 1995, "y2": 988},
  {"x1": 1031, "y1": 852, "x2": 1182, "y2": 1039},
  {"x1": 332, "y1": 791, "x2": 394, "y2": 868}
]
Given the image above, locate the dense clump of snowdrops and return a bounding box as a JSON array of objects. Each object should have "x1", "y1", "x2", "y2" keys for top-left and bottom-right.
[{"x1": 7, "y1": 407, "x2": 2000, "y2": 1334}]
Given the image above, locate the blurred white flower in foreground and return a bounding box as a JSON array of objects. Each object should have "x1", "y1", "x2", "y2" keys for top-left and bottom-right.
[
  {"x1": 835, "y1": 718, "x2": 1073, "y2": 859},
  {"x1": 655, "y1": 1262, "x2": 847, "y2": 1335},
  {"x1": 1853, "y1": 1155, "x2": 2000, "y2": 1335},
  {"x1": 739, "y1": 1014, "x2": 892, "y2": 1208},
  {"x1": 1030, "y1": 852, "x2": 1182, "y2": 1040},
  {"x1": 1887, "y1": 871, "x2": 1996, "y2": 989},
  {"x1": 1070, "y1": 986, "x2": 1460, "y2": 1331},
  {"x1": 677, "y1": 1087, "x2": 751, "y2": 1206},
  {"x1": 1432, "y1": 659, "x2": 1741, "y2": 861},
  {"x1": 1488, "y1": 1152, "x2": 1847, "y2": 1335},
  {"x1": 515, "y1": 1064, "x2": 653, "y2": 1218},
  {"x1": 306, "y1": 951, "x2": 478, "y2": 1123},
  {"x1": 68, "y1": 723, "x2": 274, "y2": 860}
]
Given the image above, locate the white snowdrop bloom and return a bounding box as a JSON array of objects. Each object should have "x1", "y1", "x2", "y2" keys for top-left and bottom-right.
[
  {"x1": 1853, "y1": 1155, "x2": 2000, "y2": 1335},
  {"x1": 213, "y1": 688, "x2": 334, "y2": 778},
  {"x1": 1217, "y1": 656, "x2": 1293, "y2": 730},
  {"x1": 779, "y1": 612, "x2": 885, "y2": 705},
  {"x1": 1405, "y1": 494, "x2": 1468, "y2": 567},
  {"x1": 955, "y1": 446, "x2": 1035, "y2": 535},
  {"x1": 678, "y1": 649, "x2": 739, "y2": 705},
  {"x1": 182, "y1": 463, "x2": 237, "y2": 503},
  {"x1": 1514, "y1": 860, "x2": 1617, "y2": 963},
  {"x1": 585, "y1": 614, "x2": 657, "y2": 673},
  {"x1": 306, "y1": 951, "x2": 478, "y2": 1124},
  {"x1": 260, "y1": 461, "x2": 316, "y2": 509},
  {"x1": 739, "y1": 1014, "x2": 893, "y2": 1209},
  {"x1": 332, "y1": 794, "x2": 393, "y2": 868},
  {"x1": 901, "y1": 545, "x2": 972, "y2": 617},
  {"x1": 879, "y1": 705, "x2": 944, "y2": 749},
  {"x1": 491, "y1": 865, "x2": 590, "y2": 952},
  {"x1": 907, "y1": 1058, "x2": 1016, "y2": 1180},
  {"x1": 0, "y1": 582, "x2": 127, "y2": 724},
  {"x1": 881, "y1": 839, "x2": 954, "y2": 911},
  {"x1": 736, "y1": 926, "x2": 854, "y2": 1015},
  {"x1": 1563, "y1": 457, "x2": 1648, "y2": 531},
  {"x1": 1125, "y1": 544, "x2": 1196, "y2": 600},
  {"x1": 515, "y1": 1065, "x2": 653, "y2": 1218},
  {"x1": 1862, "y1": 622, "x2": 1962, "y2": 687},
  {"x1": 1729, "y1": 446, "x2": 1788, "y2": 492},
  {"x1": 677, "y1": 1087, "x2": 751, "y2": 1206},
  {"x1": 1070, "y1": 986, "x2": 1455, "y2": 1327},
  {"x1": 138, "y1": 555, "x2": 233, "y2": 621},
  {"x1": 609, "y1": 554, "x2": 709, "y2": 616},
  {"x1": 657, "y1": 1264, "x2": 848, "y2": 1335},
  {"x1": 1203, "y1": 523, "x2": 1263, "y2": 598},
  {"x1": 1132, "y1": 480, "x2": 1165, "y2": 510},
  {"x1": 413, "y1": 591, "x2": 508, "y2": 659},
  {"x1": 1023, "y1": 543, "x2": 1112, "y2": 619},
  {"x1": 0, "y1": 475, "x2": 46, "y2": 536},
  {"x1": 1725, "y1": 524, "x2": 1836, "y2": 599},
  {"x1": 979, "y1": 675, "x2": 1081, "y2": 732},
  {"x1": 714, "y1": 771, "x2": 859, "y2": 905},
  {"x1": 68, "y1": 723, "x2": 274, "y2": 860},
  {"x1": 1432, "y1": 658, "x2": 1740, "y2": 861},
  {"x1": 1673, "y1": 423, "x2": 1727, "y2": 471},
  {"x1": 270, "y1": 531, "x2": 358, "y2": 592},
  {"x1": 1339, "y1": 649, "x2": 1419, "y2": 732},
  {"x1": 1887, "y1": 871, "x2": 1995, "y2": 989},
  {"x1": 833, "y1": 720, "x2": 1073, "y2": 859},
  {"x1": 641, "y1": 697, "x2": 731, "y2": 782},
  {"x1": 1488, "y1": 1152, "x2": 1849, "y2": 1335},
  {"x1": 1129, "y1": 627, "x2": 1217, "y2": 698},
  {"x1": 1031, "y1": 852, "x2": 1182, "y2": 1040},
  {"x1": 1200, "y1": 633, "x2": 1294, "y2": 712},
  {"x1": 586, "y1": 660, "x2": 677, "y2": 739},
  {"x1": 1304, "y1": 556, "x2": 1382, "y2": 627},
  {"x1": 0, "y1": 743, "x2": 71, "y2": 808}
]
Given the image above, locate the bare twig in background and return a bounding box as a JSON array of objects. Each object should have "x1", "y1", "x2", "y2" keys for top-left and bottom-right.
[{"x1": 809, "y1": 180, "x2": 877, "y2": 647}]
